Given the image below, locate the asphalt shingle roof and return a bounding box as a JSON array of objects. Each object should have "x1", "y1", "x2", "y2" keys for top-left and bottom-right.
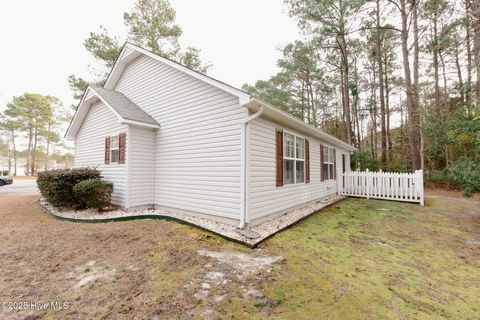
[{"x1": 91, "y1": 85, "x2": 159, "y2": 126}]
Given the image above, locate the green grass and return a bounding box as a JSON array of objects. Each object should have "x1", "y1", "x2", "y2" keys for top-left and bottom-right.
[{"x1": 218, "y1": 198, "x2": 480, "y2": 319}]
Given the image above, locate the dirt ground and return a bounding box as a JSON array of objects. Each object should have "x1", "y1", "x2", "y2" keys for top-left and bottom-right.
[
  {"x1": 0, "y1": 192, "x2": 479, "y2": 320},
  {"x1": 0, "y1": 195, "x2": 276, "y2": 320}
]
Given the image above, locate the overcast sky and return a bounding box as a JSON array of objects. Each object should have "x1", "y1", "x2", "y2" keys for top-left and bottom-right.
[{"x1": 0, "y1": 0, "x2": 300, "y2": 111}]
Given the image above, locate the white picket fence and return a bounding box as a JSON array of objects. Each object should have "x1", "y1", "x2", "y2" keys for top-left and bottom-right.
[{"x1": 338, "y1": 169, "x2": 424, "y2": 205}]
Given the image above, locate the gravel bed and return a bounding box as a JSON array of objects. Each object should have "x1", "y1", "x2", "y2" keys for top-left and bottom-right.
[{"x1": 39, "y1": 195, "x2": 345, "y2": 246}]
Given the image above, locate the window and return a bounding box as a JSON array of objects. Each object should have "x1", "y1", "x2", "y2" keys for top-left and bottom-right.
[
  {"x1": 323, "y1": 146, "x2": 335, "y2": 180},
  {"x1": 284, "y1": 132, "x2": 305, "y2": 185},
  {"x1": 110, "y1": 135, "x2": 119, "y2": 164}
]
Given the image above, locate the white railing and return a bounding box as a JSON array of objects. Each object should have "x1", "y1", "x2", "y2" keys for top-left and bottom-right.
[{"x1": 337, "y1": 169, "x2": 424, "y2": 205}]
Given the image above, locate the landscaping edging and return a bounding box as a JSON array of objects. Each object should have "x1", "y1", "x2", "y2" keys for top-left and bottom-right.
[
  {"x1": 37, "y1": 201, "x2": 253, "y2": 248},
  {"x1": 38, "y1": 195, "x2": 346, "y2": 248}
]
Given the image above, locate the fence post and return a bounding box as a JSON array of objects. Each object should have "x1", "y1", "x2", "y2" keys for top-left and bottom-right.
[
  {"x1": 417, "y1": 169, "x2": 424, "y2": 206},
  {"x1": 366, "y1": 168, "x2": 370, "y2": 199}
]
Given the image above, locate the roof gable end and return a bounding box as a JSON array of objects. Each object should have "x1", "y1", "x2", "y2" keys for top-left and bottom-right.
[{"x1": 104, "y1": 42, "x2": 252, "y2": 105}]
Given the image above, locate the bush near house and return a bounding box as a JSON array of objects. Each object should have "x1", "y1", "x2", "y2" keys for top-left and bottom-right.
[
  {"x1": 37, "y1": 168, "x2": 101, "y2": 209},
  {"x1": 73, "y1": 179, "x2": 113, "y2": 210}
]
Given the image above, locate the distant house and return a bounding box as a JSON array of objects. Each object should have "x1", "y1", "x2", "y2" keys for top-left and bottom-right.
[{"x1": 66, "y1": 42, "x2": 355, "y2": 228}]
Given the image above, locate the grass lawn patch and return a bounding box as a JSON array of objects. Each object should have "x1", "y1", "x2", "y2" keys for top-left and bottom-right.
[
  {"x1": 218, "y1": 198, "x2": 480, "y2": 319},
  {"x1": 1, "y1": 194, "x2": 479, "y2": 319}
]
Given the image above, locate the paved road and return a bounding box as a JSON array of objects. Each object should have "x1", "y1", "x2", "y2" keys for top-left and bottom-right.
[{"x1": 0, "y1": 179, "x2": 39, "y2": 195}]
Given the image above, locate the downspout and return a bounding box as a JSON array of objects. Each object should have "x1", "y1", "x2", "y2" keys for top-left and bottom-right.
[{"x1": 238, "y1": 105, "x2": 264, "y2": 229}]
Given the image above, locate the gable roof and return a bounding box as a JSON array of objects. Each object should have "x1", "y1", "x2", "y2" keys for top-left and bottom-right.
[
  {"x1": 65, "y1": 42, "x2": 356, "y2": 152},
  {"x1": 90, "y1": 85, "x2": 159, "y2": 126},
  {"x1": 104, "y1": 42, "x2": 251, "y2": 105},
  {"x1": 65, "y1": 85, "x2": 159, "y2": 139}
]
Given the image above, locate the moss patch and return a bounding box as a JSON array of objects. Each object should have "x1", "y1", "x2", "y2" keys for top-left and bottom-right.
[{"x1": 218, "y1": 198, "x2": 480, "y2": 319}]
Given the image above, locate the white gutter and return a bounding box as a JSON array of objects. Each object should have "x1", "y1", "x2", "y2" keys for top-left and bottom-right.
[
  {"x1": 238, "y1": 105, "x2": 264, "y2": 229},
  {"x1": 251, "y1": 98, "x2": 357, "y2": 152}
]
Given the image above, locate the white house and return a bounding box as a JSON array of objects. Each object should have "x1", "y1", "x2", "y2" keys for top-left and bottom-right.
[{"x1": 66, "y1": 42, "x2": 356, "y2": 228}]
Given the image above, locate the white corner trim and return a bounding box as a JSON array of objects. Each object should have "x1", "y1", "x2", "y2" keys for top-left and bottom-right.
[{"x1": 125, "y1": 126, "x2": 131, "y2": 209}]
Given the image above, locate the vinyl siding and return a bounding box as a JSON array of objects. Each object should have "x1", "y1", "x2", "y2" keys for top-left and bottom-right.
[
  {"x1": 128, "y1": 125, "x2": 155, "y2": 207},
  {"x1": 247, "y1": 116, "x2": 350, "y2": 222},
  {"x1": 74, "y1": 102, "x2": 128, "y2": 207},
  {"x1": 114, "y1": 55, "x2": 245, "y2": 219}
]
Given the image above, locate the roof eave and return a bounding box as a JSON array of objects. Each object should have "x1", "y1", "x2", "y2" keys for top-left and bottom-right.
[
  {"x1": 120, "y1": 119, "x2": 160, "y2": 128},
  {"x1": 65, "y1": 87, "x2": 96, "y2": 140},
  {"x1": 247, "y1": 98, "x2": 357, "y2": 152},
  {"x1": 65, "y1": 86, "x2": 160, "y2": 140}
]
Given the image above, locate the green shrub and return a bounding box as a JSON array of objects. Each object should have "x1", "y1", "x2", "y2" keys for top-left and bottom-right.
[
  {"x1": 37, "y1": 168, "x2": 101, "y2": 209},
  {"x1": 425, "y1": 170, "x2": 458, "y2": 189},
  {"x1": 447, "y1": 157, "x2": 480, "y2": 197},
  {"x1": 73, "y1": 179, "x2": 113, "y2": 210},
  {"x1": 350, "y1": 151, "x2": 380, "y2": 171}
]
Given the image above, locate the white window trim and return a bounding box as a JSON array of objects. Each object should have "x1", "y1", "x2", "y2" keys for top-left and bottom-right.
[
  {"x1": 283, "y1": 130, "x2": 306, "y2": 186},
  {"x1": 110, "y1": 134, "x2": 119, "y2": 164},
  {"x1": 323, "y1": 145, "x2": 335, "y2": 181}
]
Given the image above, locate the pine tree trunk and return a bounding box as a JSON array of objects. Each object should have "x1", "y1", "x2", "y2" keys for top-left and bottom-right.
[
  {"x1": 7, "y1": 146, "x2": 11, "y2": 175},
  {"x1": 433, "y1": 18, "x2": 441, "y2": 114},
  {"x1": 31, "y1": 127, "x2": 38, "y2": 175},
  {"x1": 413, "y1": 2, "x2": 423, "y2": 170},
  {"x1": 11, "y1": 129, "x2": 17, "y2": 177},
  {"x1": 413, "y1": 4, "x2": 420, "y2": 110},
  {"x1": 465, "y1": 0, "x2": 473, "y2": 107},
  {"x1": 400, "y1": 0, "x2": 422, "y2": 170},
  {"x1": 309, "y1": 81, "x2": 317, "y2": 127},
  {"x1": 440, "y1": 51, "x2": 451, "y2": 164},
  {"x1": 454, "y1": 47, "x2": 465, "y2": 103},
  {"x1": 384, "y1": 53, "x2": 392, "y2": 158},
  {"x1": 376, "y1": 0, "x2": 387, "y2": 167},
  {"x1": 370, "y1": 59, "x2": 378, "y2": 160},
  {"x1": 45, "y1": 122, "x2": 51, "y2": 171},
  {"x1": 420, "y1": 129, "x2": 425, "y2": 170},
  {"x1": 339, "y1": 35, "x2": 353, "y2": 145},
  {"x1": 473, "y1": 0, "x2": 480, "y2": 99},
  {"x1": 26, "y1": 128, "x2": 32, "y2": 176},
  {"x1": 354, "y1": 58, "x2": 362, "y2": 148},
  {"x1": 440, "y1": 52, "x2": 449, "y2": 115}
]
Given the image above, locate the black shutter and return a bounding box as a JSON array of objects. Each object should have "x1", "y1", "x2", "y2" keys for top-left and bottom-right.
[
  {"x1": 105, "y1": 137, "x2": 110, "y2": 164},
  {"x1": 305, "y1": 139, "x2": 310, "y2": 183},
  {"x1": 276, "y1": 129, "x2": 283, "y2": 187}
]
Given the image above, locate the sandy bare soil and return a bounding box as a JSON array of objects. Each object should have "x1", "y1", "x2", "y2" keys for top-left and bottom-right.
[{"x1": 0, "y1": 195, "x2": 267, "y2": 320}]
